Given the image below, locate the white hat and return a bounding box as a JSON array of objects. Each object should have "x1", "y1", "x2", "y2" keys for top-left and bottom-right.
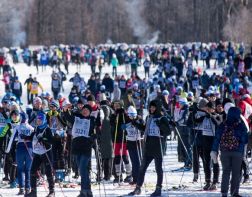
[
  {"x1": 62, "y1": 100, "x2": 70, "y2": 107},
  {"x1": 127, "y1": 105, "x2": 137, "y2": 118},
  {"x1": 224, "y1": 102, "x2": 235, "y2": 114}
]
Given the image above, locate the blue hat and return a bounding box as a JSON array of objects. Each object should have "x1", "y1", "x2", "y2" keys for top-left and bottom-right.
[
  {"x1": 162, "y1": 90, "x2": 169, "y2": 96},
  {"x1": 20, "y1": 112, "x2": 28, "y2": 123}
]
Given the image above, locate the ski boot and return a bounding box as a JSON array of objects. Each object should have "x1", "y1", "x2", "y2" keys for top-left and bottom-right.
[
  {"x1": 46, "y1": 189, "x2": 55, "y2": 197},
  {"x1": 17, "y1": 188, "x2": 24, "y2": 195},
  {"x1": 124, "y1": 175, "x2": 133, "y2": 183},
  {"x1": 128, "y1": 186, "x2": 141, "y2": 196},
  {"x1": 10, "y1": 181, "x2": 17, "y2": 188},
  {"x1": 25, "y1": 189, "x2": 37, "y2": 197},
  {"x1": 150, "y1": 186, "x2": 162, "y2": 196},
  {"x1": 203, "y1": 182, "x2": 211, "y2": 190},
  {"x1": 209, "y1": 183, "x2": 217, "y2": 190},
  {"x1": 25, "y1": 188, "x2": 30, "y2": 195},
  {"x1": 113, "y1": 175, "x2": 123, "y2": 183},
  {"x1": 2, "y1": 176, "x2": 10, "y2": 182},
  {"x1": 193, "y1": 173, "x2": 198, "y2": 182},
  {"x1": 243, "y1": 175, "x2": 250, "y2": 184}
]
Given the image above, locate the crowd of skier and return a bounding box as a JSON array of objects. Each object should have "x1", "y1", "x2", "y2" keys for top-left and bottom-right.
[{"x1": 0, "y1": 41, "x2": 251, "y2": 197}]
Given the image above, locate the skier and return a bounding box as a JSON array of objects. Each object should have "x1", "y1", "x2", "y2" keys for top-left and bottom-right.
[
  {"x1": 129, "y1": 99, "x2": 171, "y2": 196},
  {"x1": 26, "y1": 112, "x2": 55, "y2": 197},
  {"x1": 14, "y1": 112, "x2": 34, "y2": 195},
  {"x1": 212, "y1": 107, "x2": 248, "y2": 197},
  {"x1": 63, "y1": 104, "x2": 96, "y2": 197},
  {"x1": 110, "y1": 100, "x2": 133, "y2": 183}
]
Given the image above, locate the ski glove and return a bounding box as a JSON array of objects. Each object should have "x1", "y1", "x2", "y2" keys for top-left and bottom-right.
[
  {"x1": 121, "y1": 124, "x2": 127, "y2": 130},
  {"x1": 210, "y1": 151, "x2": 218, "y2": 164}
]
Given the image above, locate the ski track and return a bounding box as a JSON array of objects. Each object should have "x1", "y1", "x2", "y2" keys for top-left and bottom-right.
[{"x1": 0, "y1": 61, "x2": 251, "y2": 196}]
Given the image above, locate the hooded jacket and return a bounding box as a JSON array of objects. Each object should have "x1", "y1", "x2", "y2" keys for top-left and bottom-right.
[
  {"x1": 136, "y1": 100, "x2": 171, "y2": 157},
  {"x1": 212, "y1": 107, "x2": 248, "y2": 153}
]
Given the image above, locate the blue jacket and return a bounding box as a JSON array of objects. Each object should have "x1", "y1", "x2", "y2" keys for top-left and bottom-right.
[{"x1": 212, "y1": 107, "x2": 248, "y2": 153}]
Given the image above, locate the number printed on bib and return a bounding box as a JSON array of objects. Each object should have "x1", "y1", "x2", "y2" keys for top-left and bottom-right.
[
  {"x1": 126, "y1": 123, "x2": 141, "y2": 141},
  {"x1": 148, "y1": 119, "x2": 160, "y2": 137},
  {"x1": 72, "y1": 117, "x2": 90, "y2": 138}
]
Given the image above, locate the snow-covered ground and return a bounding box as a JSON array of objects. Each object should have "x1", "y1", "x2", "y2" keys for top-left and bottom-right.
[
  {"x1": 0, "y1": 61, "x2": 250, "y2": 196},
  {"x1": 0, "y1": 140, "x2": 251, "y2": 197}
]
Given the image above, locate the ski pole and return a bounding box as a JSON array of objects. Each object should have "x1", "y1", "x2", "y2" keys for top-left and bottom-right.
[
  {"x1": 111, "y1": 114, "x2": 119, "y2": 179},
  {"x1": 93, "y1": 128, "x2": 106, "y2": 197},
  {"x1": 118, "y1": 113, "x2": 126, "y2": 185}
]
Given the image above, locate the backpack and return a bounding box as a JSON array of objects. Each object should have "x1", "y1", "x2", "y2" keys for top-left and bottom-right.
[{"x1": 220, "y1": 124, "x2": 239, "y2": 151}]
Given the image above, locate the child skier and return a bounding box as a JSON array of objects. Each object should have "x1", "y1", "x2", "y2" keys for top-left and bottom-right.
[
  {"x1": 125, "y1": 106, "x2": 144, "y2": 185},
  {"x1": 15, "y1": 112, "x2": 34, "y2": 195},
  {"x1": 26, "y1": 112, "x2": 55, "y2": 197}
]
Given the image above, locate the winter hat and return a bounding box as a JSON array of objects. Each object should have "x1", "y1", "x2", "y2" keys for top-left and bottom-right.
[
  {"x1": 62, "y1": 100, "x2": 70, "y2": 107},
  {"x1": 226, "y1": 107, "x2": 241, "y2": 125},
  {"x1": 113, "y1": 100, "x2": 124, "y2": 108},
  {"x1": 188, "y1": 91, "x2": 194, "y2": 98},
  {"x1": 10, "y1": 110, "x2": 20, "y2": 117},
  {"x1": 198, "y1": 98, "x2": 209, "y2": 109},
  {"x1": 37, "y1": 112, "x2": 46, "y2": 122},
  {"x1": 45, "y1": 92, "x2": 51, "y2": 97},
  {"x1": 133, "y1": 83, "x2": 138, "y2": 89},
  {"x1": 87, "y1": 95, "x2": 95, "y2": 102},
  {"x1": 224, "y1": 102, "x2": 235, "y2": 114},
  {"x1": 206, "y1": 101, "x2": 215, "y2": 109},
  {"x1": 57, "y1": 93, "x2": 63, "y2": 100},
  {"x1": 127, "y1": 106, "x2": 137, "y2": 118},
  {"x1": 82, "y1": 104, "x2": 92, "y2": 113},
  {"x1": 149, "y1": 100, "x2": 158, "y2": 108},
  {"x1": 162, "y1": 90, "x2": 169, "y2": 96},
  {"x1": 50, "y1": 100, "x2": 59, "y2": 109},
  {"x1": 100, "y1": 85, "x2": 106, "y2": 91},
  {"x1": 33, "y1": 97, "x2": 42, "y2": 104},
  {"x1": 20, "y1": 112, "x2": 28, "y2": 123},
  {"x1": 99, "y1": 93, "x2": 107, "y2": 102},
  {"x1": 77, "y1": 99, "x2": 83, "y2": 105},
  {"x1": 215, "y1": 98, "x2": 222, "y2": 107}
]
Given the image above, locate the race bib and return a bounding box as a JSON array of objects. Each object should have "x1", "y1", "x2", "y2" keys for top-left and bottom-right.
[
  {"x1": 52, "y1": 80, "x2": 59, "y2": 89},
  {"x1": 91, "y1": 111, "x2": 98, "y2": 119},
  {"x1": 32, "y1": 131, "x2": 50, "y2": 155},
  {"x1": 13, "y1": 82, "x2": 21, "y2": 90},
  {"x1": 202, "y1": 118, "x2": 215, "y2": 136},
  {"x1": 72, "y1": 117, "x2": 90, "y2": 138},
  {"x1": 192, "y1": 80, "x2": 199, "y2": 89},
  {"x1": 244, "y1": 102, "x2": 252, "y2": 119},
  {"x1": 126, "y1": 123, "x2": 141, "y2": 141},
  {"x1": 148, "y1": 119, "x2": 160, "y2": 137},
  {"x1": 50, "y1": 116, "x2": 58, "y2": 134},
  {"x1": 31, "y1": 83, "x2": 38, "y2": 91},
  {"x1": 19, "y1": 125, "x2": 32, "y2": 136},
  {"x1": 0, "y1": 114, "x2": 6, "y2": 128}
]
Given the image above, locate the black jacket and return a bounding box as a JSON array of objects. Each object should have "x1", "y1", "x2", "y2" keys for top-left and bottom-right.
[{"x1": 64, "y1": 110, "x2": 95, "y2": 156}]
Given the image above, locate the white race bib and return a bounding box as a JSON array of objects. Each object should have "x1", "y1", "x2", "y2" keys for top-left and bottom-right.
[
  {"x1": 244, "y1": 102, "x2": 252, "y2": 119},
  {"x1": 72, "y1": 117, "x2": 90, "y2": 138},
  {"x1": 202, "y1": 118, "x2": 215, "y2": 136},
  {"x1": 32, "y1": 135, "x2": 47, "y2": 155},
  {"x1": 148, "y1": 119, "x2": 160, "y2": 137},
  {"x1": 126, "y1": 123, "x2": 141, "y2": 141}
]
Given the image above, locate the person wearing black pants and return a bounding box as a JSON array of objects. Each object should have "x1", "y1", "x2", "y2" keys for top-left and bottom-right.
[
  {"x1": 200, "y1": 102, "x2": 220, "y2": 190},
  {"x1": 26, "y1": 112, "x2": 55, "y2": 197},
  {"x1": 124, "y1": 106, "x2": 144, "y2": 184},
  {"x1": 191, "y1": 130, "x2": 203, "y2": 182},
  {"x1": 129, "y1": 100, "x2": 170, "y2": 197},
  {"x1": 212, "y1": 107, "x2": 248, "y2": 197}
]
